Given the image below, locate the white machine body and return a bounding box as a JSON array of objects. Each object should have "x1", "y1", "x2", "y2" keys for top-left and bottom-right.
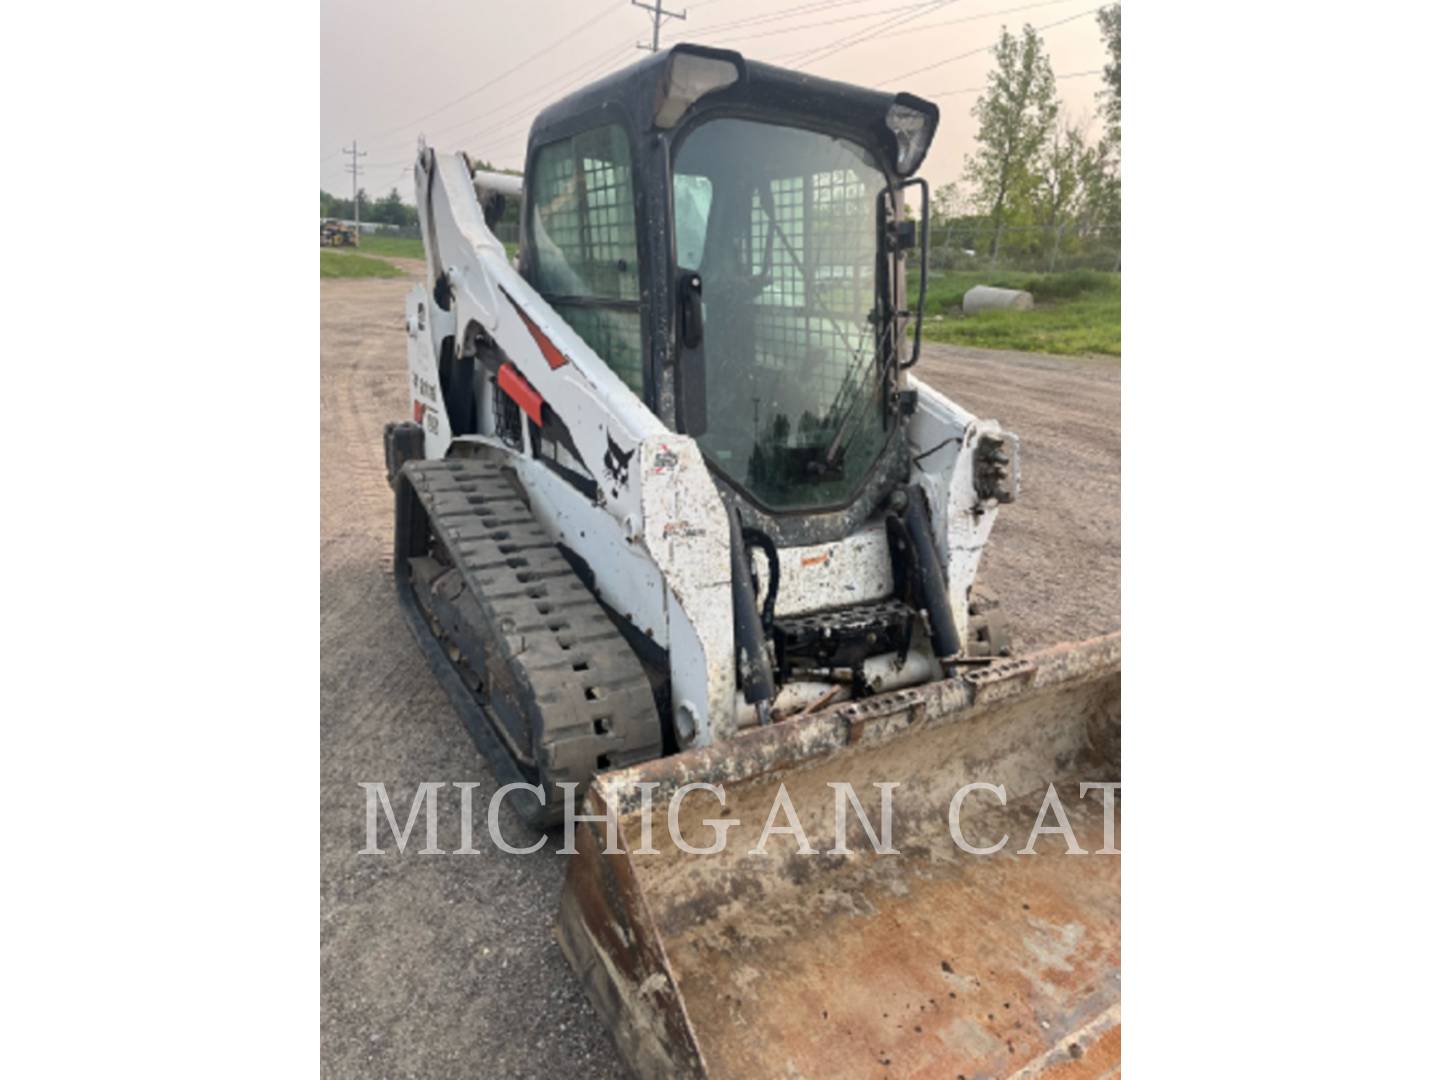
[{"x1": 405, "y1": 147, "x2": 1018, "y2": 748}]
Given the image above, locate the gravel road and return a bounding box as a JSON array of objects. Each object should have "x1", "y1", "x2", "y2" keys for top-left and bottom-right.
[{"x1": 320, "y1": 264, "x2": 1119, "y2": 1078}]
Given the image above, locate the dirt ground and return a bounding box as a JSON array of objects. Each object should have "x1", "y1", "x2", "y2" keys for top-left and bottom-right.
[{"x1": 320, "y1": 263, "x2": 1119, "y2": 1078}]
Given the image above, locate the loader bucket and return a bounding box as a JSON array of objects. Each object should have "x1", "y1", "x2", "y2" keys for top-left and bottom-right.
[{"x1": 557, "y1": 634, "x2": 1120, "y2": 1080}]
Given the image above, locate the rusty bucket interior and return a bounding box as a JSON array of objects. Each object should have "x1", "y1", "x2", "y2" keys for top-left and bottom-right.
[{"x1": 558, "y1": 635, "x2": 1121, "y2": 1080}]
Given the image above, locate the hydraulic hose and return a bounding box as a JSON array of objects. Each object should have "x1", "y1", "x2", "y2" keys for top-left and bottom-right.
[
  {"x1": 728, "y1": 503, "x2": 776, "y2": 721},
  {"x1": 902, "y1": 486, "x2": 962, "y2": 661}
]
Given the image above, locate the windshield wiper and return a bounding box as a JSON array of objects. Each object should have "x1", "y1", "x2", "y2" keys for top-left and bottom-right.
[
  {"x1": 816, "y1": 314, "x2": 892, "y2": 474},
  {"x1": 750, "y1": 181, "x2": 890, "y2": 477}
]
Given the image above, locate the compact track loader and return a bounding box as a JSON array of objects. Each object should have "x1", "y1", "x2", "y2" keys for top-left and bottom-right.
[{"x1": 386, "y1": 44, "x2": 1119, "y2": 1079}]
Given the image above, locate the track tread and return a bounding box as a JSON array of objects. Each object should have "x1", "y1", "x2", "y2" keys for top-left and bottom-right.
[{"x1": 398, "y1": 459, "x2": 662, "y2": 822}]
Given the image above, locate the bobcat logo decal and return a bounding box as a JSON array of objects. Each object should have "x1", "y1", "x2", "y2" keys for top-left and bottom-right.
[{"x1": 602, "y1": 431, "x2": 635, "y2": 498}]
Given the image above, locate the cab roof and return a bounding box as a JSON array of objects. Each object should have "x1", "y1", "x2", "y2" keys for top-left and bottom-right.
[{"x1": 526, "y1": 43, "x2": 939, "y2": 178}]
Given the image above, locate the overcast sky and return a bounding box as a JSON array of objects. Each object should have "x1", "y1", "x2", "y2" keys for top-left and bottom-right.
[{"x1": 321, "y1": 0, "x2": 1110, "y2": 203}]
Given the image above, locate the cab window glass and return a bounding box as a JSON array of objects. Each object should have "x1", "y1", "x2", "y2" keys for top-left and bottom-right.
[
  {"x1": 532, "y1": 125, "x2": 640, "y2": 302},
  {"x1": 530, "y1": 126, "x2": 643, "y2": 394},
  {"x1": 673, "y1": 173, "x2": 713, "y2": 269}
]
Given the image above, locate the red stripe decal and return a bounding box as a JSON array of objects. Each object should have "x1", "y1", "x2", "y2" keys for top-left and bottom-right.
[
  {"x1": 503, "y1": 289, "x2": 570, "y2": 370},
  {"x1": 413, "y1": 399, "x2": 426, "y2": 423},
  {"x1": 498, "y1": 362, "x2": 545, "y2": 425}
]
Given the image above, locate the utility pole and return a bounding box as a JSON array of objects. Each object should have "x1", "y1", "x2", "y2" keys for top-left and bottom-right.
[
  {"x1": 632, "y1": 0, "x2": 686, "y2": 52},
  {"x1": 343, "y1": 140, "x2": 367, "y2": 233}
]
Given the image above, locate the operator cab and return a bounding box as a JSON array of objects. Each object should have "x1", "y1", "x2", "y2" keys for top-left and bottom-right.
[{"x1": 519, "y1": 45, "x2": 938, "y2": 543}]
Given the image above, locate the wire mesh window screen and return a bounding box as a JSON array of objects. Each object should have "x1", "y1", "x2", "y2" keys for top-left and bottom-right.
[
  {"x1": 531, "y1": 125, "x2": 644, "y2": 396},
  {"x1": 672, "y1": 118, "x2": 889, "y2": 510},
  {"x1": 562, "y1": 307, "x2": 644, "y2": 395},
  {"x1": 533, "y1": 125, "x2": 639, "y2": 300},
  {"x1": 747, "y1": 167, "x2": 877, "y2": 418}
]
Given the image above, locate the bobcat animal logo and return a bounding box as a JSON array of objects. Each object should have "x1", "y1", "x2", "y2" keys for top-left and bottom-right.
[{"x1": 603, "y1": 431, "x2": 635, "y2": 497}]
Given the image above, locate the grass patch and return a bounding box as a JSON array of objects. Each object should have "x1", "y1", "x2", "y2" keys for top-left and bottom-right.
[
  {"x1": 909, "y1": 268, "x2": 1120, "y2": 357},
  {"x1": 355, "y1": 233, "x2": 518, "y2": 262},
  {"x1": 320, "y1": 250, "x2": 406, "y2": 279},
  {"x1": 357, "y1": 233, "x2": 425, "y2": 260}
]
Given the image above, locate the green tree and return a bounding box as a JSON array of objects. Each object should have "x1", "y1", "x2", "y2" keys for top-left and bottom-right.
[
  {"x1": 962, "y1": 24, "x2": 1059, "y2": 263},
  {"x1": 928, "y1": 182, "x2": 990, "y2": 266},
  {"x1": 1033, "y1": 121, "x2": 1087, "y2": 270},
  {"x1": 1083, "y1": 145, "x2": 1121, "y2": 268},
  {"x1": 320, "y1": 190, "x2": 349, "y2": 219},
  {"x1": 1096, "y1": 5, "x2": 1121, "y2": 149},
  {"x1": 933, "y1": 180, "x2": 964, "y2": 221},
  {"x1": 372, "y1": 187, "x2": 417, "y2": 227},
  {"x1": 1093, "y1": 5, "x2": 1121, "y2": 267},
  {"x1": 929, "y1": 181, "x2": 963, "y2": 261}
]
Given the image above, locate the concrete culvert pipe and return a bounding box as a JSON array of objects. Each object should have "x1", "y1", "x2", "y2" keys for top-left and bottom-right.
[{"x1": 963, "y1": 285, "x2": 1034, "y2": 314}]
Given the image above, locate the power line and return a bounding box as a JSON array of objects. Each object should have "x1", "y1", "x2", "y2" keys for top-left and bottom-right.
[
  {"x1": 443, "y1": 3, "x2": 879, "y2": 162},
  {"x1": 359, "y1": 31, "x2": 638, "y2": 162},
  {"x1": 359, "y1": 158, "x2": 411, "y2": 172},
  {"x1": 878, "y1": 4, "x2": 1103, "y2": 86},
  {"x1": 687, "y1": 0, "x2": 896, "y2": 37},
  {"x1": 468, "y1": 2, "x2": 1097, "y2": 163},
  {"x1": 340, "y1": 0, "x2": 1111, "y2": 176},
  {"x1": 453, "y1": 1, "x2": 892, "y2": 150},
  {"x1": 632, "y1": 0, "x2": 687, "y2": 52},
  {"x1": 929, "y1": 66, "x2": 1101, "y2": 98},
  {"x1": 475, "y1": 0, "x2": 1065, "y2": 154},
  {"x1": 410, "y1": 41, "x2": 633, "y2": 150},
  {"x1": 356, "y1": 0, "x2": 625, "y2": 147},
  {"x1": 791, "y1": 0, "x2": 960, "y2": 69},
  {"x1": 885, "y1": 0, "x2": 1076, "y2": 41},
  {"x1": 466, "y1": 53, "x2": 1094, "y2": 171},
  {"x1": 453, "y1": 42, "x2": 640, "y2": 160},
  {"x1": 332, "y1": 0, "x2": 891, "y2": 168},
  {"x1": 783, "y1": 0, "x2": 1087, "y2": 68},
  {"x1": 687, "y1": 0, "x2": 953, "y2": 49},
  {"x1": 774, "y1": 0, "x2": 1074, "y2": 60},
  {"x1": 464, "y1": 51, "x2": 641, "y2": 165},
  {"x1": 354, "y1": 0, "x2": 992, "y2": 162}
]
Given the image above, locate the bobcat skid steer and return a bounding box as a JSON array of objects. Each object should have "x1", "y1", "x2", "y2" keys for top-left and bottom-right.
[{"x1": 385, "y1": 44, "x2": 1120, "y2": 1080}]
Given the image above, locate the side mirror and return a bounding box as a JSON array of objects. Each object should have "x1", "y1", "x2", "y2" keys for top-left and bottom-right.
[
  {"x1": 897, "y1": 177, "x2": 929, "y2": 369},
  {"x1": 676, "y1": 272, "x2": 707, "y2": 436}
]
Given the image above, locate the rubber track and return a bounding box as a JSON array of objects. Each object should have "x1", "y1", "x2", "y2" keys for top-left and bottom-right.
[{"x1": 397, "y1": 458, "x2": 662, "y2": 825}]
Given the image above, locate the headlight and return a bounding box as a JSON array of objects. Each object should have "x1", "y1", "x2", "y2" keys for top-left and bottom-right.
[
  {"x1": 886, "y1": 97, "x2": 938, "y2": 176},
  {"x1": 655, "y1": 50, "x2": 741, "y2": 129}
]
